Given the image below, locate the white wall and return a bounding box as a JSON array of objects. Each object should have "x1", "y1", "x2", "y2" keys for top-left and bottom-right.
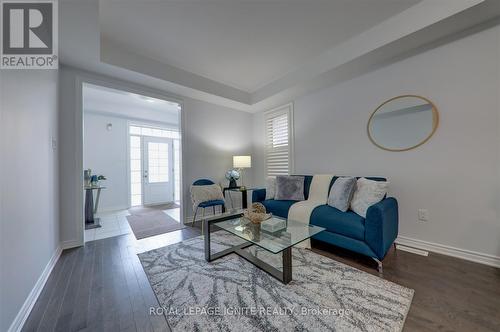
[
  {"x1": 83, "y1": 112, "x2": 180, "y2": 211},
  {"x1": 60, "y1": 65, "x2": 253, "y2": 245},
  {"x1": 182, "y1": 98, "x2": 253, "y2": 217},
  {"x1": 0, "y1": 70, "x2": 59, "y2": 332},
  {"x1": 83, "y1": 113, "x2": 130, "y2": 211},
  {"x1": 254, "y1": 25, "x2": 500, "y2": 261}
]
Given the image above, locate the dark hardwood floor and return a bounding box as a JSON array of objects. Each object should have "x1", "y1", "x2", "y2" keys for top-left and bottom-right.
[{"x1": 22, "y1": 224, "x2": 500, "y2": 332}]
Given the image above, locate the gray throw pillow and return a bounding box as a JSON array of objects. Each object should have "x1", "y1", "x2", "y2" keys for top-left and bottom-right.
[
  {"x1": 327, "y1": 177, "x2": 357, "y2": 212},
  {"x1": 275, "y1": 176, "x2": 305, "y2": 201}
]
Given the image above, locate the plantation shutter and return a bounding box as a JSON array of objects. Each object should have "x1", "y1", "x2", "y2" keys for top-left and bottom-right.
[{"x1": 265, "y1": 106, "x2": 292, "y2": 176}]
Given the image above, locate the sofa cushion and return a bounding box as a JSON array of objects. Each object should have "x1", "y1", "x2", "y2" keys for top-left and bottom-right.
[
  {"x1": 350, "y1": 178, "x2": 389, "y2": 218},
  {"x1": 327, "y1": 176, "x2": 357, "y2": 212},
  {"x1": 265, "y1": 176, "x2": 276, "y2": 200},
  {"x1": 275, "y1": 176, "x2": 305, "y2": 200},
  {"x1": 310, "y1": 205, "x2": 366, "y2": 241},
  {"x1": 261, "y1": 199, "x2": 298, "y2": 219}
]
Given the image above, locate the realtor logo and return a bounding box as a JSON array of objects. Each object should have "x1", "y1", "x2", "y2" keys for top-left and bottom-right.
[{"x1": 1, "y1": 0, "x2": 58, "y2": 69}]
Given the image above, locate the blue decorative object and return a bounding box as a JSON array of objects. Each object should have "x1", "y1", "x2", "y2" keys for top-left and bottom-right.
[
  {"x1": 225, "y1": 169, "x2": 240, "y2": 188},
  {"x1": 253, "y1": 175, "x2": 397, "y2": 271}
]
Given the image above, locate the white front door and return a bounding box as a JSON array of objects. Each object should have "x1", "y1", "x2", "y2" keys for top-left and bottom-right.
[{"x1": 143, "y1": 137, "x2": 174, "y2": 205}]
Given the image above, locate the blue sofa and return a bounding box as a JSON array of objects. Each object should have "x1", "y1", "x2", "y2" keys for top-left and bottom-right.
[{"x1": 252, "y1": 176, "x2": 398, "y2": 271}]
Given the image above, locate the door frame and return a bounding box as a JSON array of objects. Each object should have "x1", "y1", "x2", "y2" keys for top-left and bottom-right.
[
  {"x1": 126, "y1": 122, "x2": 179, "y2": 207},
  {"x1": 75, "y1": 75, "x2": 185, "y2": 247},
  {"x1": 143, "y1": 136, "x2": 175, "y2": 205}
]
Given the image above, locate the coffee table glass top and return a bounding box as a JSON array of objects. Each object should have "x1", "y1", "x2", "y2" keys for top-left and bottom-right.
[{"x1": 214, "y1": 216, "x2": 325, "y2": 254}]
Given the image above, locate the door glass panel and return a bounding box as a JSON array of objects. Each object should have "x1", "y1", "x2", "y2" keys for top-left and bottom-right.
[
  {"x1": 130, "y1": 126, "x2": 141, "y2": 135},
  {"x1": 148, "y1": 142, "x2": 169, "y2": 183},
  {"x1": 174, "y1": 139, "x2": 180, "y2": 201},
  {"x1": 129, "y1": 135, "x2": 142, "y2": 206}
]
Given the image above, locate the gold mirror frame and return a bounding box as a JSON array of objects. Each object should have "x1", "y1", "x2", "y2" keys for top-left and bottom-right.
[{"x1": 367, "y1": 95, "x2": 439, "y2": 152}]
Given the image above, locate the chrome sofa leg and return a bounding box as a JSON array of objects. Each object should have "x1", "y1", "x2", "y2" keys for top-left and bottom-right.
[{"x1": 373, "y1": 258, "x2": 383, "y2": 274}]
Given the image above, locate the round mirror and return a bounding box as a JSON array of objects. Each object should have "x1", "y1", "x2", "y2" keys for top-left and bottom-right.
[{"x1": 367, "y1": 95, "x2": 439, "y2": 151}]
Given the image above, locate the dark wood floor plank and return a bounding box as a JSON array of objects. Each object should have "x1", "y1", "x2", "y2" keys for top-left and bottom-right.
[
  {"x1": 21, "y1": 251, "x2": 71, "y2": 332},
  {"x1": 118, "y1": 236, "x2": 155, "y2": 332},
  {"x1": 127, "y1": 242, "x2": 170, "y2": 332},
  {"x1": 86, "y1": 239, "x2": 105, "y2": 332},
  {"x1": 100, "y1": 238, "x2": 122, "y2": 332},
  {"x1": 21, "y1": 223, "x2": 500, "y2": 332},
  {"x1": 53, "y1": 247, "x2": 86, "y2": 332},
  {"x1": 35, "y1": 248, "x2": 78, "y2": 332},
  {"x1": 68, "y1": 241, "x2": 96, "y2": 332},
  {"x1": 107, "y1": 236, "x2": 137, "y2": 332}
]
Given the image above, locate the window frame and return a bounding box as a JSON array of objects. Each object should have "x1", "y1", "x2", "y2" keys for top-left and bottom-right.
[{"x1": 264, "y1": 103, "x2": 294, "y2": 177}]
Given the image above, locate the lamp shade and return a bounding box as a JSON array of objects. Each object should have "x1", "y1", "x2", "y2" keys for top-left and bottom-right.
[{"x1": 233, "y1": 155, "x2": 251, "y2": 168}]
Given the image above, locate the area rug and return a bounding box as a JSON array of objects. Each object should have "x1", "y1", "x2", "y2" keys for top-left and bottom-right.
[
  {"x1": 127, "y1": 210, "x2": 185, "y2": 240},
  {"x1": 128, "y1": 202, "x2": 180, "y2": 216},
  {"x1": 138, "y1": 232, "x2": 414, "y2": 332}
]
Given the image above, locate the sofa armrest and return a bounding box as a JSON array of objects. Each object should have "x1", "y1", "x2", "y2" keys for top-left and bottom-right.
[
  {"x1": 365, "y1": 197, "x2": 399, "y2": 260},
  {"x1": 252, "y1": 188, "x2": 266, "y2": 203}
]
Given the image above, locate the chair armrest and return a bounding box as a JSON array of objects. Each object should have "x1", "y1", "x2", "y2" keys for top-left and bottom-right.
[
  {"x1": 365, "y1": 197, "x2": 399, "y2": 260},
  {"x1": 252, "y1": 189, "x2": 266, "y2": 203}
]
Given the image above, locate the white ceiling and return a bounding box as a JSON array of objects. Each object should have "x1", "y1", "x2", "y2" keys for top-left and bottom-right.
[
  {"x1": 100, "y1": 0, "x2": 420, "y2": 92},
  {"x1": 83, "y1": 83, "x2": 180, "y2": 125},
  {"x1": 60, "y1": 0, "x2": 500, "y2": 112}
]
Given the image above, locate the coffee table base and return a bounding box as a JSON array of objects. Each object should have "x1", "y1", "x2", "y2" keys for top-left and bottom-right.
[{"x1": 204, "y1": 217, "x2": 292, "y2": 284}]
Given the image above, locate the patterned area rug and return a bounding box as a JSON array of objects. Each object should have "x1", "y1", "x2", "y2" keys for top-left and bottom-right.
[{"x1": 138, "y1": 232, "x2": 414, "y2": 332}]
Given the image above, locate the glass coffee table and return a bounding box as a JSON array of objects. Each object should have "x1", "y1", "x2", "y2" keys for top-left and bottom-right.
[{"x1": 203, "y1": 211, "x2": 325, "y2": 284}]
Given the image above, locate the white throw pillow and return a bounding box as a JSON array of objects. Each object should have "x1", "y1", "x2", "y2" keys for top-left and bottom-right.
[
  {"x1": 190, "y1": 184, "x2": 224, "y2": 210},
  {"x1": 265, "y1": 176, "x2": 276, "y2": 200},
  {"x1": 350, "y1": 178, "x2": 389, "y2": 218}
]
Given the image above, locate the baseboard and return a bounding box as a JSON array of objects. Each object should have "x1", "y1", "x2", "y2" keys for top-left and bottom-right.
[
  {"x1": 395, "y1": 244, "x2": 429, "y2": 256},
  {"x1": 7, "y1": 245, "x2": 62, "y2": 332},
  {"x1": 61, "y1": 239, "x2": 82, "y2": 250},
  {"x1": 396, "y1": 236, "x2": 500, "y2": 268}
]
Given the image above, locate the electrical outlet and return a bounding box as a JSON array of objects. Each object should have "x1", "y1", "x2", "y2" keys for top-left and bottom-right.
[{"x1": 418, "y1": 209, "x2": 429, "y2": 222}]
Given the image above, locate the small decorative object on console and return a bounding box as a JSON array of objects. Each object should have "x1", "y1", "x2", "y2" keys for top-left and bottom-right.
[
  {"x1": 225, "y1": 169, "x2": 240, "y2": 188},
  {"x1": 90, "y1": 174, "x2": 107, "y2": 187}
]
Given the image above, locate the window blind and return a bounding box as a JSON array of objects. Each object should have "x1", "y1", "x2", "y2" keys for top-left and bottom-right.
[{"x1": 265, "y1": 107, "x2": 291, "y2": 176}]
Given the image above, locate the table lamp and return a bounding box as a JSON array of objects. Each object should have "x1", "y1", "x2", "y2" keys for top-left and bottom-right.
[{"x1": 233, "y1": 155, "x2": 251, "y2": 189}]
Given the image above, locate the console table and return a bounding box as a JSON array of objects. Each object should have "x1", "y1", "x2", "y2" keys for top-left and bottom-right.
[
  {"x1": 84, "y1": 186, "x2": 105, "y2": 229},
  {"x1": 223, "y1": 187, "x2": 256, "y2": 209}
]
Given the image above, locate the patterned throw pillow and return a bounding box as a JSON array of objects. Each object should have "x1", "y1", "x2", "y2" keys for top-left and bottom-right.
[
  {"x1": 275, "y1": 176, "x2": 305, "y2": 201},
  {"x1": 350, "y1": 178, "x2": 389, "y2": 218},
  {"x1": 327, "y1": 177, "x2": 357, "y2": 212}
]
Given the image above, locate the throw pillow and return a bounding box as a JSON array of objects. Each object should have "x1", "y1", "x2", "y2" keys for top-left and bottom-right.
[
  {"x1": 275, "y1": 176, "x2": 305, "y2": 201},
  {"x1": 350, "y1": 178, "x2": 389, "y2": 218},
  {"x1": 327, "y1": 177, "x2": 357, "y2": 212},
  {"x1": 265, "y1": 176, "x2": 276, "y2": 200},
  {"x1": 190, "y1": 184, "x2": 224, "y2": 210}
]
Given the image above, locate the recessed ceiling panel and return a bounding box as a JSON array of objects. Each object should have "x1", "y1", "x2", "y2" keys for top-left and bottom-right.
[{"x1": 100, "y1": 0, "x2": 421, "y2": 92}]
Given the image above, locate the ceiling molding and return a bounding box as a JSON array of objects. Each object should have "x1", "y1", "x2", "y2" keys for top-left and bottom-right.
[
  {"x1": 60, "y1": 0, "x2": 500, "y2": 113},
  {"x1": 251, "y1": 0, "x2": 484, "y2": 103},
  {"x1": 101, "y1": 38, "x2": 252, "y2": 105}
]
